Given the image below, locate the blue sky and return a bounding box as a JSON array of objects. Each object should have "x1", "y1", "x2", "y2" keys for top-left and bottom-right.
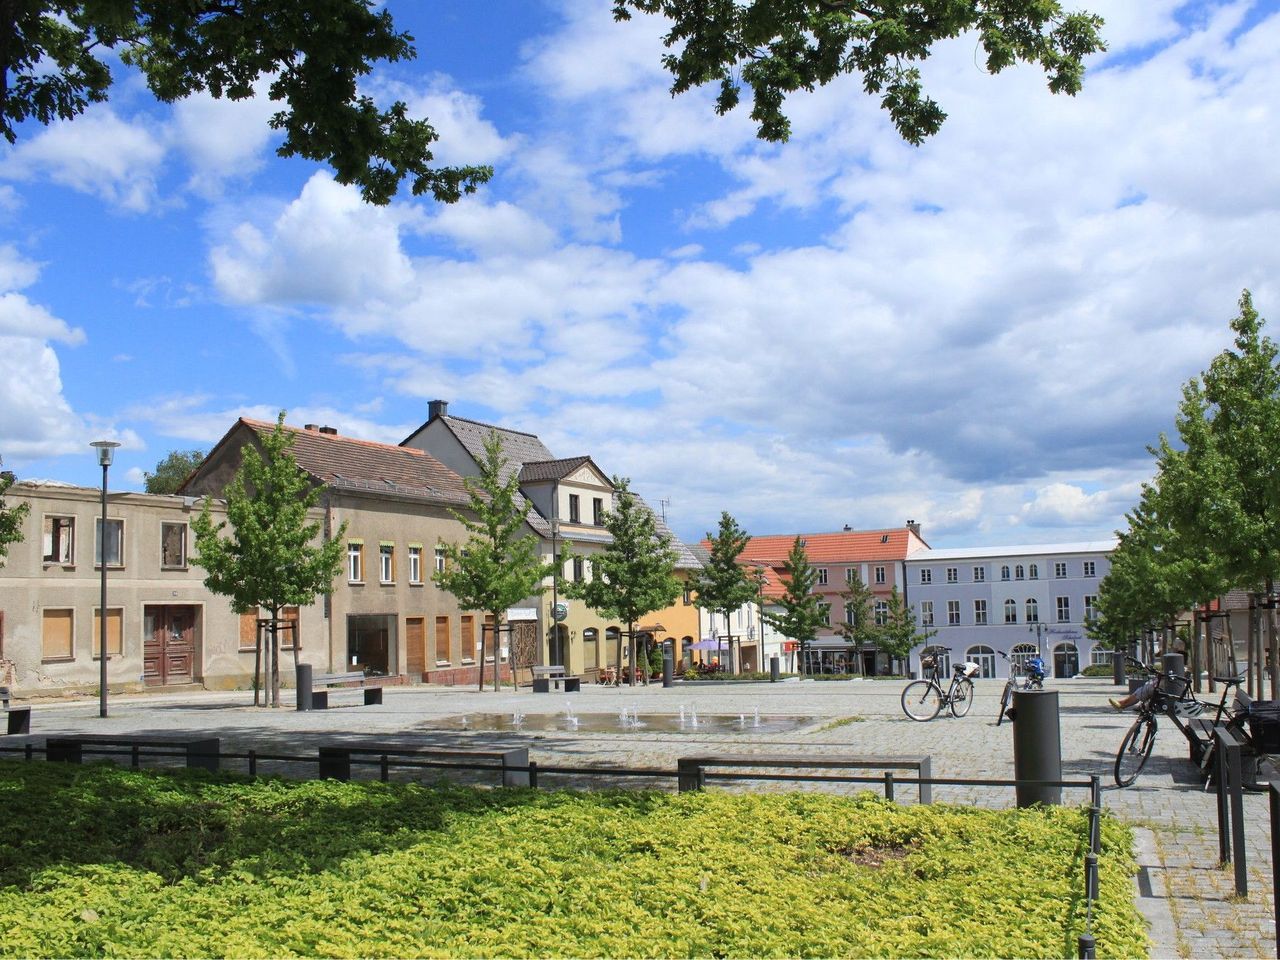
[{"x1": 2, "y1": 0, "x2": 1278, "y2": 547}]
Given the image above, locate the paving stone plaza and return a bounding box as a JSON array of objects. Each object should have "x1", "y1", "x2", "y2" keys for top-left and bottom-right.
[{"x1": 5, "y1": 676, "x2": 1273, "y2": 958}]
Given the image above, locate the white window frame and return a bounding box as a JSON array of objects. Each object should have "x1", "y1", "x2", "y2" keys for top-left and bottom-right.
[
  {"x1": 946, "y1": 600, "x2": 960, "y2": 626},
  {"x1": 348, "y1": 542, "x2": 364, "y2": 583},
  {"x1": 974, "y1": 599, "x2": 987, "y2": 625},
  {"x1": 919, "y1": 568, "x2": 932, "y2": 584},
  {"x1": 1001, "y1": 565, "x2": 1011, "y2": 580},
  {"x1": 874, "y1": 566, "x2": 886, "y2": 585},
  {"x1": 1004, "y1": 599, "x2": 1018, "y2": 624},
  {"x1": 1026, "y1": 598, "x2": 1039, "y2": 623},
  {"x1": 1054, "y1": 561, "x2": 1067, "y2": 578},
  {"x1": 946, "y1": 567, "x2": 958, "y2": 584},
  {"x1": 920, "y1": 601, "x2": 934, "y2": 627},
  {"x1": 816, "y1": 567, "x2": 828, "y2": 585},
  {"x1": 408, "y1": 546, "x2": 422, "y2": 584},
  {"x1": 1084, "y1": 594, "x2": 1098, "y2": 621},
  {"x1": 875, "y1": 600, "x2": 889, "y2": 626},
  {"x1": 1057, "y1": 596, "x2": 1071, "y2": 622},
  {"x1": 435, "y1": 546, "x2": 446, "y2": 573},
  {"x1": 973, "y1": 566, "x2": 985, "y2": 582},
  {"x1": 1083, "y1": 560, "x2": 1096, "y2": 577},
  {"x1": 379, "y1": 544, "x2": 394, "y2": 584},
  {"x1": 43, "y1": 515, "x2": 76, "y2": 565}
]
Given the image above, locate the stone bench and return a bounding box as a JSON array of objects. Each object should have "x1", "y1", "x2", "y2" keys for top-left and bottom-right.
[
  {"x1": 531, "y1": 665, "x2": 580, "y2": 693},
  {"x1": 45, "y1": 735, "x2": 220, "y2": 772}
]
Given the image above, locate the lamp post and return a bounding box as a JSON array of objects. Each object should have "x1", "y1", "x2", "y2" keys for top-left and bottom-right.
[
  {"x1": 1029, "y1": 620, "x2": 1046, "y2": 659},
  {"x1": 90, "y1": 440, "x2": 120, "y2": 718}
]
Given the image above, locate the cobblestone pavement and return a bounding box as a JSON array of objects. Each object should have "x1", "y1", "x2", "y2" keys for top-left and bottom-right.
[{"x1": 5, "y1": 677, "x2": 1274, "y2": 958}]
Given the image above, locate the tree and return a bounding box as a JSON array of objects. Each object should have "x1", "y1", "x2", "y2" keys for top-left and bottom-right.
[
  {"x1": 145, "y1": 449, "x2": 206, "y2": 494},
  {"x1": 433, "y1": 431, "x2": 550, "y2": 693},
  {"x1": 2, "y1": 1, "x2": 491, "y2": 205},
  {"x1": 0, "y1": 459, "x2": 29, "y2": 563},
  {"x1": 763, "y1": 537, "x2": 827, "y2": 675},
  {"x1": 836, "y1": 568, "x2": 877, "y2": 674},
  {"x1": 613, "y1": 0, "x2": 1105, "y2": 145},
  {"x1": 561, "y1": 478, "x2": 681, "y2": 686},
  {"x1": 873, "y1": 587, "x2": 934, "y2": 668},
  {"x1": 694, "y1": 512, "x2": 758, "y2": 673},
  {"x1": 191, "y1": 412, "x2": 346, "y2": 706}
]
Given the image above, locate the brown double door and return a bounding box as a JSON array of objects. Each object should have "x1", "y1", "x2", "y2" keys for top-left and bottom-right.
[{"x1": 144, "y1": 605, "x2": 195, "y2": 685}]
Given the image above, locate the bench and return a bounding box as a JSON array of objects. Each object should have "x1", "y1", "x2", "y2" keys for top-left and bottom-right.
[
  {"x1": 1, "y1": 686, "x2": 30, "y2": 735},
  {"x1": 308, "y1": 671, "x2": 384, "y2": 710},
  {"x1": 531, "y1": 665, "x2": 580, "y2": 693},
  {"x1": 45, "y1": 735, "x2": 220, "y2": 771}
]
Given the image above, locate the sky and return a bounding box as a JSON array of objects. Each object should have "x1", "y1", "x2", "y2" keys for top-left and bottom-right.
[{"x1": 1, "y1": 0, "x2": 1278, "y2": 548}]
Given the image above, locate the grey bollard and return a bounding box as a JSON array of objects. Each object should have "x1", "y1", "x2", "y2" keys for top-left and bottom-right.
[
  {"x1": 1112, "y1": 651, "x2": 1126, "y2": 686},
  {"x1": 1012, "y1": 689, "x2": 1062, "y2": 807},
  {"x1": 1161, "y1": 653, "x2": 1186, "y2": 694},
  {"x1": 663, "y1": 649, "x2": 674, "y2": 688},
  {"x1": 770, "y1": 656, "x2": 780, "y2": 683},
  {"x1": 296, "y1": 663, "x2": 313, "y2": 711}
]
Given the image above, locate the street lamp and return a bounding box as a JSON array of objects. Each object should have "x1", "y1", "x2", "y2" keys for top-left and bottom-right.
[
  {"x1": 90, "y1": 440, "x2": 120, "y2": 718},
  {"x1": 1029, "y1": 620, "x2": 1046, "y2": 659}
]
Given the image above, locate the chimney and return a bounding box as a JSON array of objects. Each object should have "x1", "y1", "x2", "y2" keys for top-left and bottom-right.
[
  {"x1": 843, "y1": 524, "x2": 851, "y2": 532},
  {"x1": 318, "y1": 426, "x2": 338, "y2": 436},
  {"x1": 303, "y1": 424, "x2": 319, "y2": 432},
  {"x1": 906, "y1": 520, "x2": 921, "y2": 537},
  {"x1": 428, "y1": 399, "x2": 448, "y2": 421}
]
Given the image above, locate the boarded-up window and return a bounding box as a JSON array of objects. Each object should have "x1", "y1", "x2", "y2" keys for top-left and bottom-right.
[
  {"x1": 434, "y1": 615, "x2": 449, "y2": 665},
  {"x1": 42, "y1": 609, "x2": 74, "y2": 660},
  {"x1": 239, "y1": 608, "x2": 298, "y2": 650},
  {"x1": 460, "y1": 615, "x2": 476, "y2": 660},
  {"x1": 239, "y1": 612, "x2": 258, "y2": 651},
  {"x1": 406, "y1": 617, "x2": 426, "y2": 678},
  {"x1": 92, "y1": 608, "x2": 124, "y2": 657}
]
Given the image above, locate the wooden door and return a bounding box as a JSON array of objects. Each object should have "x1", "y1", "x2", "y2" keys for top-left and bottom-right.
[
  {"x1": 406, "y1": 617, "x2": 426, "y2": 681},
  {"x1": 144, "y1": 605, "x2": 196, "y2": 685}
]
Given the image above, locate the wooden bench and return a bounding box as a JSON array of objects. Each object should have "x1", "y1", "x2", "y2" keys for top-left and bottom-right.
[
  {"x1": 310, "y1": 671, "x2": 384, "y2": 710},
  {"x1": 1, "y1": 686, "x2": 30, "y2": 735},
  {"x1": 531, "y1": 665, "x2": 581, "y2": 693}
]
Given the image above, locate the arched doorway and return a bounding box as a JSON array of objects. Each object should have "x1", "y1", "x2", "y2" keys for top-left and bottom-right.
[
  {"x1": 1009, "y1": 642, "x2": 1038, "y2": 673},
  {"x1": 549, "y1": 624, "x2": 568, "y2": 667},
  {"x1": 966, "y1": 645, "x2": 996, "y2": 678},
  {"x1": 1053, "y1": 642, "x2": 1079, "y2": 678}
]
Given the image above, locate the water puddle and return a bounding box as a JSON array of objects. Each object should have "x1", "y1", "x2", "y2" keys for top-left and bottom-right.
[{"x1": 432, "y1": 710, "x2": 815, "y2": 735}]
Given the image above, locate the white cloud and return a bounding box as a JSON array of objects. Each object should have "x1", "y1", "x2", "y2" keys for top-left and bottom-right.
[{"x1": 171, "y1": 78, "x2": 281, "y2": 196}]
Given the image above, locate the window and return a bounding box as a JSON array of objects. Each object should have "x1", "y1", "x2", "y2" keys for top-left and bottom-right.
[
  {"x1": 846, "y1": 568, "x2": 857, "y2": 584},
  {"x1": 920, "y1": 601, "x2": 934, "y2": 627},
  {"x1": 1083, "y1": 560, "x2": 1096, "y2": 577},
  {"x1": 946, "y1": 600, "x2": 960, "y2": 625},
  {"x1": 874, "y1": 566, "x2": 885, "y2": 585},
  {"x1": 460, "y1": 615, "x2": 477, "y2": 660},
  {"x1": 1026, "y1": 599, "x2": 1039, "y2": 623},
  {"x1": 1090, "y1": 646, "x2": 1113, "y2": 667},
  {"x1": 844, "y1": 602, "x2": 857, "y2": 626},
  {"x1": 43, "y1": 516, "x2": 75, "y2": 564},
  {"x1": 974, "y1": 599, "x2": 988, "y2": 625},
  {"x1": 434, "y1": 616, "x2": 451, "y2": 665},
  {"x1": 1004, "y1": 599, "x2": 1017, "y2": 624},
  {"x1": 573, "y1": 556, "x2": 585, "y2": 582},
  {"x1": 1028, "y1": 564, "x2": 1038, "y2": 579},
  {"x1": 946, "y1": 567, "x2": 958, "y2": 583},
  {"x1": 874, "y1": 600, "x2": 889, "y2": 626},
  {"x1": 408, "y1": 546, "x2": 422, "y2": 584},
  {"x1": 967, "y1": 645, "x2": 997, "y2": 679},
  {"x1": 1014, "y1": 564, "x2": 1024, "y2": 580},
  {"x1": 347, "y1": 542, "x2": 364, "y2": 582},
  {"x1": 568, "y1": 494, "x2": 580, "y2": 523},
  {"x1": 683, "y1": 585, "x2": 693, "y2": 606},
  {"x1": 95, "y1": 518, "x2": 123, "y2": 567},
  {"x1": 160, "y1": 522, "x2": 186, "y2": 568},
  {"x1": 92, "y1": 607, "x2": 124, "y2": 658},
  {"x1": 1056, "y1": 596, "x2": 1071, "y2": 622},
  {"x1": 41, "y1": 608, "x2": 74, "y2": 660},
  {"x1": 1084, "y1": 595, "x2": 1098, "y2": 621},
  {"x1": 817, "y1": 602, "x2": 832, "y2": 625},
  {"x1": 919, "y1": 568, "x2": 932, "y2": 584},
  {"x1": 1000, "y1": 565, "x2": 1011, "y2": 580},
  {"x1": 816, "y1": 568, "x2": 828, "y2": 585},
  {"x1": 379, "y1": 544, "x2": 394, "y2": 583},
  {"x1": 593, "y1": 497, "x2": 604, "y2": 525},
  {"x1": 973, "y1": 566, "x2": 985, "y2": 582},
  {"x1": 435, "y1": 546, "x2": 446, "y2": 573},
  {"x1": 1010, "y1": 642, "x2": 1038, "y2": 671},
  {"x1": 1054, "y1": 562, "x2": 1067, "y2": 578}
]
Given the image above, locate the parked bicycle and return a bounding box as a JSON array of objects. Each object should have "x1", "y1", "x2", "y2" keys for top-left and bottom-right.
[
  {"x1": 1113, "y1": 656, "x2": 1254, "y2": 787},
  {"x1": 902, "y1": 649, "x2": 981, "y2": 721},
  {"x1": 995, "y1": 650, "x2": 1044, "y2": 726}
]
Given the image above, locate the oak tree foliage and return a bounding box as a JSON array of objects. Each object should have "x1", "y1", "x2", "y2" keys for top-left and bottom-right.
[
  {"x1": 0, "y1": 458, "x2": 29, "y2": 562},
  {"x1": 145, "y1": 449, "x2": 206, "y2": 494}
]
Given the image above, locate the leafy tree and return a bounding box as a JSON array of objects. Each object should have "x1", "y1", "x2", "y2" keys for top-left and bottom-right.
[
  {"x1": 561, "y1": 478, "x2": 681, "y2": 686},
  {"x1": 0, "y1": 459, "x2": 29, "y2": 563},
  {"x1": 613, "y1": 0, "x2": 1105, "y2": 145},
  {"x1": 434, "y1": 431, "x2": 550, "y2": 692},
  {"x1": 763, "y1": 537, "x2": 827, "y2": 675},
  {"x1": 191, "y1": 413, "x2": 346, "y2": 706},
  {"x1": 145, "y1": 449, "x2": 206, "y2": 494},
  {"x1": 873, "y1": 586, "x2": 934, "y2": 667},
  {"x1": 837, "y1": 568, "x2": 878, "y2": 670},
  {"x1": 2, "y1": 1, "x2": 491, "y2": 205},
  {"x1": 694, "y1": 512, "x2": 758, "y2": 673}
]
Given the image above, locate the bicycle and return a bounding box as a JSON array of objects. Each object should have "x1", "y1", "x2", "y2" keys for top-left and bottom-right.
[
  {"x1": 902, "y1": 649, "x2": 980, "y2": 721},
  {"x1": 1113, "y1": 656, "x2": 1251, "y2": 787},
  {"x1": 995, "y1": 650, "x2": 1044, "y2": 726}
]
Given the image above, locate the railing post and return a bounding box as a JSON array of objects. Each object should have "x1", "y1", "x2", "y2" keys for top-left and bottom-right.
[
  {"x1": 1215, "y1": 726, "x2": 1248, "y2": 896},
  {"x1": 917, "y1": 756, "x2": 932, "y2": 804},
  {"x1": 1269, "y1": 783, "x2": 1280, "y2": 960},
  {"x1": 1085, "y1": 851, "x2": 1099, "y2": 900},
  {"x1": 23, "y1": 743, "x2": 32, "y2": 762},
  {"x1": 678, "y1": 757, "x2": 705, "y2": 792},
  {"x1": 380, "y1": 754, "x2": 390, "y2": 782},
  {"x1": 528, "y1": 760, "x2": 538, "y2": 790},
  {"x1": 248, "y1": 749, "x2": 257, "y2": 778},
  {"x1": 131, "y1": 744, "x2": 140, "y2": 769},
  {"x1": 1077, "y1": 931, "x2": 1096, "y2": 959},
  {"x1": 884, "y1": 771, "x2": 894, "y2": 802}
]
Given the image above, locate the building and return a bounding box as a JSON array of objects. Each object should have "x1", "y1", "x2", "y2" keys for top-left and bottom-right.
[
  {"x1": 902, "y1": 541, "x2": 1117, "y2": 679},
  {"x1": 0, "y1": 480, "x2": 327, "y2": 695}
]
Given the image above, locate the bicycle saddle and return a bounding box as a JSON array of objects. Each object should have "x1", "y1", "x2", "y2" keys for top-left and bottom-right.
[{"x1": 1213, "y1": 675, "x2": 1246, "y2": 685}]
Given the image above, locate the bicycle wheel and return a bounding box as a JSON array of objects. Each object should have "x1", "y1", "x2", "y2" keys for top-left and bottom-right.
[
  {"x1": 997, "y1": 681, "x2": 1014, "y2": 726},
  {"x1": 902, "y1": 681, "x2": 943, "y2": 721},
  {"x1": 950, "y1": 677, "x2": 975, "y2": 718},
  {"x1": 1114, "y1": 716, "x2": 1157, "y2": 787}
]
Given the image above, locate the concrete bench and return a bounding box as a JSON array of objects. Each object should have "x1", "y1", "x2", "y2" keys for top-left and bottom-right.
[
  {"x1": 297, "y1": 666, "x2": 385, "y2": 710},
  {"x1": 318, "y1": 744, "x2": 530, "y2": 787},
  {"x1": 1, "y1": 686, "x2": 30, "y2": 735},
  {"x1": 531, "y1": 665, "x2": 580, "y2": 693},
  {"x1": 45, "y1": 735, "x2": 220, "y2": 772}
]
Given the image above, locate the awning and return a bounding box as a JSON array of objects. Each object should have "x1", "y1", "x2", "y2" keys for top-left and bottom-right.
[{"x1": 687, "y1": 639, "x2": 730, "y2": 651}]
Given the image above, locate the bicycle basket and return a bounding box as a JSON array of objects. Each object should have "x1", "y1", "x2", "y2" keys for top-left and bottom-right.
[{"x1": 920, "y1": 655, "x2": 936, "y2": 669}]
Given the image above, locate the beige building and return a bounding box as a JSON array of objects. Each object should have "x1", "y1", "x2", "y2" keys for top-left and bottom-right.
[{"x1": 0, "y1": 480, "x2": 326, "y2": 695}]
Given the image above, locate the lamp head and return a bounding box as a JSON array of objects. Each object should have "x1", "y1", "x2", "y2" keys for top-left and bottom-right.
[{"x1": 90, "y1": 440, "x2": 121, "y2": 467}]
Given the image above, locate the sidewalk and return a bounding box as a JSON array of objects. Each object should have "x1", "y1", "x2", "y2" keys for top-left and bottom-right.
[{"x1": 4, "y1": 677, "x2": 1272, "y2": 957}]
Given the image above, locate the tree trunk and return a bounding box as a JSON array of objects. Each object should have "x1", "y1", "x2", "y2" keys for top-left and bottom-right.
[
  {"x1": 253, "y1": 620, "x2": 262, "y2": 707},
  {"x1": 627, "y1": 624, "x2": 636, "y2": 687},
  {"x1": 493, "y1": 614, "x2": 502, "y2": 693},
  {"x1": 477, "y1": 619, "x2": 487, "y2": 693},
  {"x1": 1249, "y1": 598, "x2": 1260, "y2": 699},
  {"x1": 1191, "y1": 608, "x2": 1202, "y2": 693},
  {"x1": 1270, "y1": 578, "x2": 1279, "y2": 701},
  {"x1": 614, "y1": 629, "x2": 623, "y2": 685},
  {"x1": 270, "y1": 613, "x2": 280, "y2": 708}
]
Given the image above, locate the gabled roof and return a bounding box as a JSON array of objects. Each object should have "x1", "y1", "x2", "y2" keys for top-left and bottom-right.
[
  {"x1": 190, "y1": 419, "x2": 471, "y2": 506},
  {"x1": 519, "y1": 456, "x2": 594, "y2": 483},
  {"x1": 720, "y1": 528, "x2": 928, "y2": 565},
  {"x1": 430, "y1": 415, "x2": 555, "y2": 535}
]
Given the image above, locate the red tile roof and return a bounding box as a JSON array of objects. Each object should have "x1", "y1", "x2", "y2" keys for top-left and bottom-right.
[{"x1": 703, "y1": 528, "x2": 927, "y2": 565}]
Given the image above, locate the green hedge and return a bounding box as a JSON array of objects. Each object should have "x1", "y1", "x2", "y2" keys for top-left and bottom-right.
[{"x1": 0, "y1": 761, "x2": 1145, "y2": 958}]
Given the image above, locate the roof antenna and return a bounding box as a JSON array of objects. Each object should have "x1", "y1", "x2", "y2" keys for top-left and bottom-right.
[{"x1": 659, "y1": 498, "x2": 670, "y2": 522}]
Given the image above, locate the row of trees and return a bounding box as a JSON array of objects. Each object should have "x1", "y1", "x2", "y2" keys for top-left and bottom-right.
[{"x1": 1094, "y1": 291, "x2": 1280, "y2": 696}]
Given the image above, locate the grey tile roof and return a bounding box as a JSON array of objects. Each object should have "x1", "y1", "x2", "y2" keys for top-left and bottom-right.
[
  {"x1": 519, "y1": 456, "x2": 592, "y2": 483},
  {"x1": 440, "y1": 416, "x2": 556, "y2": 536}
]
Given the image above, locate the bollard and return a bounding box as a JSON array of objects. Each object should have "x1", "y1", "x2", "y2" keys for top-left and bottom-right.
[
  {"x1": 1160, "y1": 653, "x2": 1186, "y2": 696},
  {"x1": 1112, "y1": 652, "x2": 1126, "y2": 686},
  {"x1": 1012, "y1": 689, "x2": 1062, "y2": 807},
  {"x1": 770, "y1": 656, "x2": 780, "y2": 683},
  {"x1": 663, "y1": 646, "x2": 674, "y2": 689},
  {"x1": 295, "y1": 663, "x2": 313, "y2": 712},
  {"x1": 1077, "y1": 932, "x2": 1096, "y2": 959}
]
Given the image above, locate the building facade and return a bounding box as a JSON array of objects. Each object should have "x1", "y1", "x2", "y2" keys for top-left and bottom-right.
[{"x1": 903, "y1": 541, "x2": 1117, "y2": 679}]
